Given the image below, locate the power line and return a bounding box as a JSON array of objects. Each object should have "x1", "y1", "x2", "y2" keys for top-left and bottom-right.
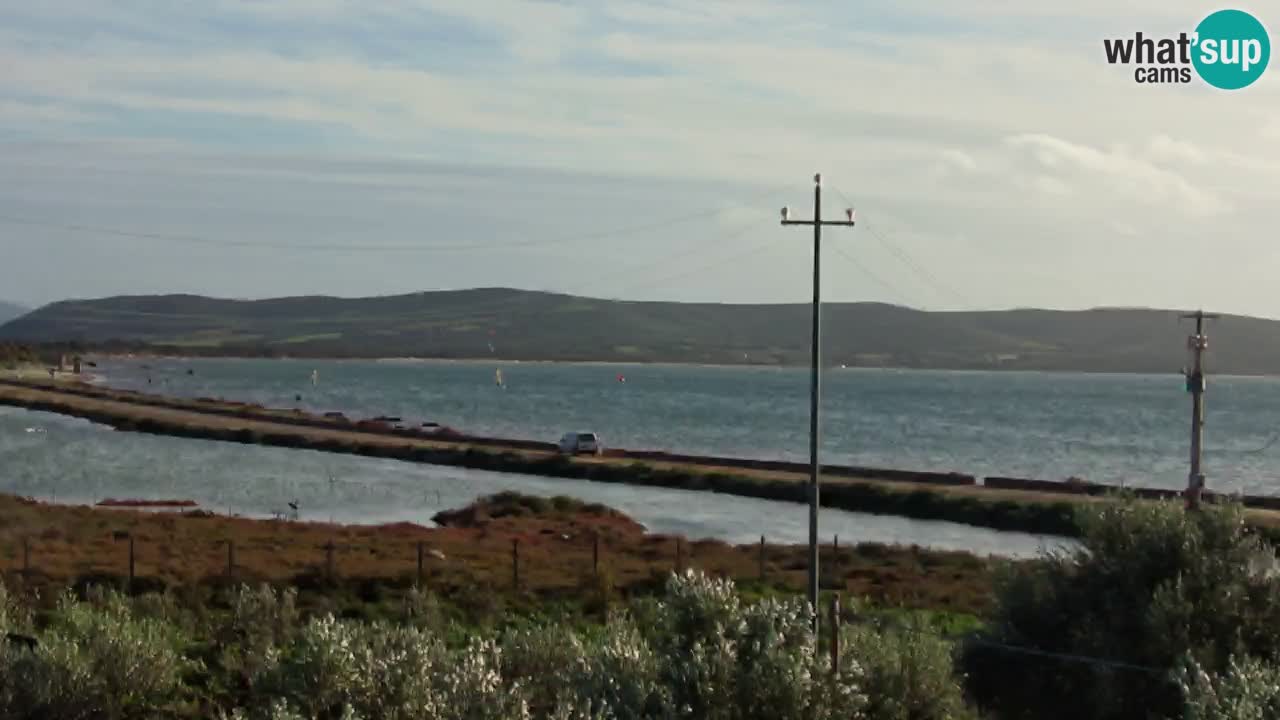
[
  {"x1": 1206, "y1": 429, "x2": 1280, "y2": 456},
  {"x1": 844, "y1": 611, "x2": 1163, "y2": 675},
  {"x1": 570, "y1": 212, "x2": 769, "y2": 297},
  {"x1": 828, "y1": 186, "x2": 972, "y2": 307},
  {"x1": 0, "y1": 184, "x2": 789, "y2": 254},
  {"x1": 606, "y1": 226, "x2": 779, "y2": 298},
  {"x1": 828, "y1": 243, "x2": 911, "y2": 307}
]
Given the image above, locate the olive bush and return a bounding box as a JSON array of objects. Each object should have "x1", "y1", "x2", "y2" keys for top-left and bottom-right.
[
  {"x1": 240, "y1": 616, "x2": 528, "y2": 720},
  {"x1": 641, "y1": 570, "x2": 865, "y2": 720},
  {"x1": 0, "y1": 589, "x2": 193, "y2": 720},
  {"x1": 218, "y1": 584, "x2": 301, "y2": 689},
  {"x1": 1177, "y1": 655, "x2": 1280, "y2": 720},
  {"x1": 963, "y1": 499, "x2": 1280, "y2": 720},
  {"x1": 842, "y1": 618, "x2": 973, "y2": 720},
  {"x1": 0, "y1": 569, "x2": 971, "y2": 720}
]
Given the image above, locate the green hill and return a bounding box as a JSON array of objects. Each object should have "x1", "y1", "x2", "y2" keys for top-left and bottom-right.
[{"x1": 0, "y1": 288, "x2": 1272, "y2": 373}]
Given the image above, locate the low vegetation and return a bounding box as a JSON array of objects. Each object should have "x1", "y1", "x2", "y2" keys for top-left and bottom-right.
[
  {"x1": 0, "y1": 342, "x2": 39, "y2": 369},
  {"x1": 963, "y1": 498, "x2": 1280, "y2": 720},
  {"x1": 4, "y1": 492, "x2": 1279, "y2": 718},
  {"x1": 0, "y1": 570, "x2": 976, "y2": 719},
  {"x1": 0, "y1": 492, "x2": 1002, "y2": 620}
]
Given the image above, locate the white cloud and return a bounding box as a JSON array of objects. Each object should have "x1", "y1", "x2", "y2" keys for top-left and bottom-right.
[
  {"x1": 1147, "y1": 135, "x2": 1209, "y2": 165},
  {"x1": 1, "y1": 0, "x2": 1279, "y2": 314},
  {"x1": 1005, "y1": 134, "x2": 1228, "y2": 217},
  {"x1": 940, "y1": 149, "x2": 979, "y2": 173}
]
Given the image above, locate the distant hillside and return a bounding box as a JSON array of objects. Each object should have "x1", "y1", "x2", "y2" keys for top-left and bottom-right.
[
  {"x1": 1, "y1": 288, "x2": 1275, "y2": 374},
  {"x1": 0, "y1": 301, "x2": 27, "y2": 325}
]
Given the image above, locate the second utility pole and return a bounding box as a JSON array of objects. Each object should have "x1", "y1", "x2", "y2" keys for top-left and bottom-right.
[
  {"x1": 1182, "y1": 309, "x2": 1218, "y2": 510},
  {"x1": 781, "y1": 173, "x2": 855, "y2": 634}
]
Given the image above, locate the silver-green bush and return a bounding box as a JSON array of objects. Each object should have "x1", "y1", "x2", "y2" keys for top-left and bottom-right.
[
  {"x1": 843, "y1": 618, "x2": 972, "y2": 720},
  {"x1": 0, "y1": 589, "x2": 192, "y2": 720},
  {"x1": 1178, "y1": 655, "x2": 1280, "y2": 720}
]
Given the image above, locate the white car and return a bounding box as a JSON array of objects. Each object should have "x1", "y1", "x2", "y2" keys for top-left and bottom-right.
[{"x1": 558, "y1": 432, "x2": 603, "y2": 456}]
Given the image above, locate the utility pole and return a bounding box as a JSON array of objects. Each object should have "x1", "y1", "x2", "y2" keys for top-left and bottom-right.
[
  {"x1": 1182, "y1": 310, "x2": 1217, "y2": 510},
  {"x1": 781, "y1": 173, "x2": 856, "y2": 634}
]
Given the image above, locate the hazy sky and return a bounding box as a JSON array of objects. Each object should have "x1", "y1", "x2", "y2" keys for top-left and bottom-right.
[{"x1": 0, "y1": 1, "x2": 1276, "y2": 314}]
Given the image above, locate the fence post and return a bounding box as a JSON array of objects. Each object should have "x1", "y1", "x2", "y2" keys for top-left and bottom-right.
[
  {"x1": 675, "y1": 538, "x2": 683, "y2": 572},
  {"x1": 512, "y1": 539, "x2": 520, "y2": 590},
  {"x1": 759, "y1": 535, "x2": 766, "y2": 581},
  {"x1": 22, "y1": 536, "x2": 30, "y2": 576},
  {"x1": 226, "y1": 540, "x2": 235, "y2": 577},
  {"x1": 417, "y1": 541, "x2": 424, "y2": 588},
  {"x1": 128, "y1": 535, "x2": 136, "y2": 593},
  {"x1": 325, "y1": 541, "x2": 335, "y2": 581},
  {"x1": 592, "y1": 532, "x2": 600, "y2": 578},
  {"x1": 833, "y1": 534, "x2": 839, "y2": 583},
  {"x1": 829, "y1": 593, "x2": 841, "y2": 674}
]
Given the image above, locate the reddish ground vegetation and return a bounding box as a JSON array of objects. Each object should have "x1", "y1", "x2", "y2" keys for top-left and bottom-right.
[{"x1": 0, "y1": 492, "x2": 1003, "y2": 615}]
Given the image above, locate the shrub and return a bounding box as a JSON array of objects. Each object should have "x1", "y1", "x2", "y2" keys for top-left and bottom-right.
[
  {"x1": 251, "y1": 615, "x2": 446, "y2": 720},
  {"x1": 643, "y1": 570, "x2": 868, "y2": 720},
  {"x1": 500, "y1": 624, "x2": 587, "y2": 714},
  {"x1": 434, "y1": 637, "x2": 531, "y2": 720},
  {"x1": 0, "y1": 589, "x2": 193, "y2": 719},
  {"x1": 962, "y1": 498, "x2": 1280, "y2": 720},
  {"x1": 218, "y1": 584, "x2": 300, "y2": 690},
  {"x1": 843, "y1": 618, "x2": 973, "y2": 720},
  {"x1": 572, "y1": 616, "x2": 667, "y2": 720},
  {"x1": 1177, "y1": 655, "x2": 1280, "y2": 720}
]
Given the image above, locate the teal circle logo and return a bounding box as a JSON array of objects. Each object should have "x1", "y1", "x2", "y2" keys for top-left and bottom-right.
[{"x1": 1192, "y1": 9, "x2": 1270, "y2": 89}]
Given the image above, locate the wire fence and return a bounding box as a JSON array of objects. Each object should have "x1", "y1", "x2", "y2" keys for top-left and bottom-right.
[
  {"x1": 2, "y1": 526, "x2": 852, "y2": 594},
  {"x1": 0, "y1": 517, "x2": 1182, "y2": 680}
]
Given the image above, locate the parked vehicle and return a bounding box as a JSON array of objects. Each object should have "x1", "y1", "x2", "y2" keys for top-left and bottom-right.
[{"x1": 558, "y1": 431, "x2": 603, "y2": 455}]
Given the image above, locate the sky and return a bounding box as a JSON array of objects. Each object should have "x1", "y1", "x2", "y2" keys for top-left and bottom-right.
[{"x1": 0, "y1": 1, "x2": 1277, "y2": 315}]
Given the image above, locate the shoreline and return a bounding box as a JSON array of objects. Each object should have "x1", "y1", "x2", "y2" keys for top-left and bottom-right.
[
  {"x1": 72, "y1": 351, "x2": 1280, "y2": 379},
  {"x1": 3, "y1": 377, "x2": 1280, "y2": 540}
]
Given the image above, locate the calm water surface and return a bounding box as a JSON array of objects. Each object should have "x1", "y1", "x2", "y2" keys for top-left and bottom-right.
[
  {"x1": 0, "y1": 407, "x2": 1064, "y2": 558},
  {"x1": 95, "y1": 358, "x2": 1280, "y2": 494}
]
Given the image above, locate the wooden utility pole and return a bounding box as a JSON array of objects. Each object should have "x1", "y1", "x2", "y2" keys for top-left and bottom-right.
[
  {"x1": 780, "y1": 174, "x2": 856, "y2": 635},
  {"x1": 1182, "y1": 310, "x2": 1218, "y2": 510}
]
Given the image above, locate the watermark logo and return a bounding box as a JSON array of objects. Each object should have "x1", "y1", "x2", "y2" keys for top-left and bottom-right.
[{"x1": 1104, "y1": 8, "x2": 1270, "y2": 89}]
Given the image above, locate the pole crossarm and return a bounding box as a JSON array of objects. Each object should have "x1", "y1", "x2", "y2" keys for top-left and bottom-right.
[{"x1": 781, "y1": 220, "x2": 857, "y2": 227}]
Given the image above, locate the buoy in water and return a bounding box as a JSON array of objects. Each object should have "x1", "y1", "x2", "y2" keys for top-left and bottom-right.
[{"x1": 617, "y1": 374, "x2": 626, "y2": 383}]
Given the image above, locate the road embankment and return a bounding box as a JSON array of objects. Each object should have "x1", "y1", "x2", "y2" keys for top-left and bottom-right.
[{"x1": 2, "y1": 378, "x2": 1277, "y2": 540}]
